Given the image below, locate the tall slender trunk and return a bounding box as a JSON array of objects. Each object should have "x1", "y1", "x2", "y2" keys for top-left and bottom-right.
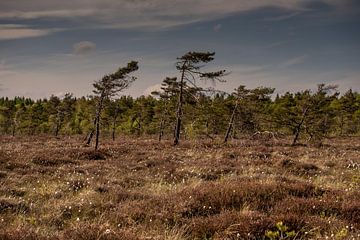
[
  {"x1": 87, "y1": 95, "x2": 104, "y2": 148},
  {"x1": 136, "y1": 119, "x2": 141, "y2": 137},
  {"x1": 158, "y1": 118, "x2": 165, "y2": 141},
  {"x1": 112, "y1": 118, "x2": 116, "y2": 141},
  {"x1": 205, "y1": 121, "x2": 210, "y2": 139},
  {"x1": 292, "y1": 107, "x2": 309, "y2": 146},
  {"x1": 205, "y1": 121, "x2": 214, "y2": 141},
  {"x1": 11, "y1": 121, "x2": 15, "y2": 137},
  {"x1": 94, "y1": 96, "x2": 104, "y2": 150},
  {"x1": 54, "y1": 123, "x2": 59, "y2": 137},
  {"x1": 224, "y1": 100, "x2": 239, "y2": 143},
  {"x1": 86, "y1": 124, "x2": 95, "y2": 145},
  {"x1": 86, "y1": 130, "x2": 93, "y2": 143},
  {"x1": 174, "y1": 63, "x2": 186, "y2": 145},
  {"x1": 112, "y1": 107, "x2": 119, "y2": 141},
  {"x1": 158, "y1": 103, "x2": 168, "y2": 142},
  {"x1": 95, "y1": 113, "x2": 100, "y2": 150},
  {"x1": 12, "y1": 118, "x2": 18, "y2": 137},
  {"x1": 54, "y1": 115, "x2": 62, "y2": 137},
  {"x1": 339, "y1": 114, "x2": 344, "y2": 136},
  {"x1": 292, "y1": 127, "x2": 301, "y2": 146}
]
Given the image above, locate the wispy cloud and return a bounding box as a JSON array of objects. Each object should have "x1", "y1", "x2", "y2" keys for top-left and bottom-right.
[
  {"x1": 235, "y1": 65, "x2": 269, "y2": 75},
  {"x1": 279, "y1": 55, "x2": 308, "y2": 68},
  {"x1": 264, "y1": 12, "x2": 302, "y2": 21},
  {"x1": 0, "y1": 24, "x2": 55, "y2": 40},
  {"x1": 0, "y1": 0, "x2": 347, "y2": 31},
  {"x1": 72, "y1": 41, "x2": 97, "y2": 55},
  {"x1": 0, "y1": 9, "x2": 95, "y2": 19}
]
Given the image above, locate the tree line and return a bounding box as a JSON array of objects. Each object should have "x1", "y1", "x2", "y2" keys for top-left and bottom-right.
[{"x1": 0, "y1": 52, "x2": 359, "y2": 148}]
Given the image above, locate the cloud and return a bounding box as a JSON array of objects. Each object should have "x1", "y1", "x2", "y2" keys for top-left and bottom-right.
[
  {"x1": 228, "y1": 64, "x2": 269, "y2": 75},
  {"x1": 264, "y1": 12, "x2": 302, "y2": 21},
  {"x1": 72, "y1": 41, "x2": 96, "y2": 55},
  {"x1": 0, "y1": 24, "x2": 53, "y2": 40},
  {"x1": 279, "y1": 55, "x2": 308, "y2": 68},
  {"x1": 0, "y1": 0, "x2": 352, "y2": 31},
  {"x1": 0, "y1": 9, "x2": 95, "y2": 19}
]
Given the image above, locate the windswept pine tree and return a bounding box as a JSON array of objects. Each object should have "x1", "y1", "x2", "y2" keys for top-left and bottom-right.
[
  {"x1": 173, "y1": 51, "x2": 226, "y2": 145},
  {"x1": 151, "y1": 77, "x2": 179, "y2": 141},
  {"x1": 272, "y1": 84, "x2": 339, "y2": 146},
  {"x1": 224, "y1": 86, "x2": 274, "y2": 143},
  {"x1": 86, "y1": 61, "x2": 139, "y2": 150},
  {"x1": 48, "y1": 93, "x2": 75, "y2": 137}
]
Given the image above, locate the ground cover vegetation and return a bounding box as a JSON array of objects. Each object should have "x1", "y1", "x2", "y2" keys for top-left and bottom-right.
[{"x1": 0, "y1": 136, "x2": 359, "y2": 239}]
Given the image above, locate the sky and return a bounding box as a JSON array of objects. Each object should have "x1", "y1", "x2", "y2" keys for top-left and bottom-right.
[{"x1": 0, "y1": 0, "x2": 359, "y2": 99}]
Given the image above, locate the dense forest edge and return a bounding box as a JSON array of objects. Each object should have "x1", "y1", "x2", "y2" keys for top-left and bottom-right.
[
  {"x1": 0, "y1": 52, "x2": 359, "y2": 148},
  {"x1": 1, "y1": 83, "x2": 359, "y2": 145}
]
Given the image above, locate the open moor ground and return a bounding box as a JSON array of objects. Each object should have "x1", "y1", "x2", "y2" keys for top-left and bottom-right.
[{"x1": 0, "y1": 136, "x2": 359, "y2": 239}]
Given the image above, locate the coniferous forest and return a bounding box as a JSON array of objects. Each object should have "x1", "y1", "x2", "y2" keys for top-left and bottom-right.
[{"x1": 0, "y1": 53, "x2": 359, "y2": 147}]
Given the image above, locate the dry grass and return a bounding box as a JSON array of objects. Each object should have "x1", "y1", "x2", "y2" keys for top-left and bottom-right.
[{"x1": 0, "y1": 135, "x2": 359, "y2": 239}]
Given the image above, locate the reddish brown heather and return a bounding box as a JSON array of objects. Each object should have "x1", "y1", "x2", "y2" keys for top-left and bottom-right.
[{"x1": 0, "y1": 135, "x2": 359, "y2": 239}]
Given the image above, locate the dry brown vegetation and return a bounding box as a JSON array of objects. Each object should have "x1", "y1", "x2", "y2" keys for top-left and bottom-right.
[{"x1": 0, "y1": 135, "x2": 359, "y2": 239}]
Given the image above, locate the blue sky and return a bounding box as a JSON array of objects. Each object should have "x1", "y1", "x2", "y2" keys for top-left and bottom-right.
[{"x1": 0, "y1": 0, "x2": 359, "y2": 98}]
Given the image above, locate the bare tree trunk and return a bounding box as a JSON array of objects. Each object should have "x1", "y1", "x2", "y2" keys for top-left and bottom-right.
[
  {"x1": 12, "y1": 118, "x2": 18, "y2": 137},
  {"x1": 11, "y1": 122, "x2": 15, "y2": 137},
  {"x1": 112, "y1": 107, "x2": 119, "y2": 141},
  {"x1": 54, "y1": 123, "x2": 59, "y2": 137},
  {"x1": 87, "y1": 95, "x2": 104, "y2": 149},
  {"x1": 174, "y1": 64, "x2": 186, "y2": 145},
  {"x1": 174, "y1": 106, "x2": 181, "y2": 145},
  {"x1": 231, "y1": 121, "x2": 236, "y2": 140},
  {"x1": 224, "y1": 100, "x2": 238, "y2": 143},
  {"x1": 86, "y1": 129, "x2": 94, "y2": 144},
  {"x1": 95, "y1": 113, "x2": 100, "y2": 150},
  {"x1": 292, "y1": 107, "x2": 309, "y2": 146},
  {"x1": 112, "y1": 119, "x2": 116, "y2": 141},
  {"x1": 54, "y1": 117, "x2": 62, "y2": 137},
  {"x1": 94, "y1": 96, "x2": 105, "y2": 150},
  {"x1": 136, "y1": 119, "x2": 141, "y2": 137},
  {"x1": 87, "y1": 118, "x2": 97, "y2": 145},
  {"x1": 86, "y1": 112, "x2": 97, "y2": 145},
  {"x1": 158, "y1": 118, "x2": 165, "y2": 141},
  {"x1": 292, "y1": 128, "x2": 301, "y2": 146},
  {"x1": 339, "y1": 114, "x2": 344, "y2": 136}
]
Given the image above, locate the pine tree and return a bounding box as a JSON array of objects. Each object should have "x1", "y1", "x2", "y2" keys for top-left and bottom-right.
[
  {"x1": 87, "y1": 61, "x2": 138, "y2": 150},
  {"x1": 173, "y1": 51, "x2": 226, "y2": 145}
]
